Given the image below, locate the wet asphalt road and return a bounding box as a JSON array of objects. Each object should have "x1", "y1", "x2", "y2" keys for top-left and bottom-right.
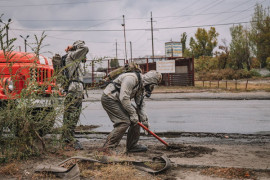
[{"x1": 80, "y1": 100, "x2": 270, "y2": 134}]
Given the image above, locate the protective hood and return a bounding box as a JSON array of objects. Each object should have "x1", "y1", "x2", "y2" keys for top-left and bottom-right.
[
  {"x1": 72, "y1": 40, "x2": 86, "y2": 50},
  {"x1": 142, "y1": 70, "x2": 162, "y2": 86}
]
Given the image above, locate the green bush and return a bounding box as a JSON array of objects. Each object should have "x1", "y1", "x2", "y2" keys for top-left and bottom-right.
[
  {"x1": 266, "y1": 57, "x2": 270, "y2": 71},
  {"x1": 0, "y1": 26, "x2": 64, "y2": 162},
  {"x1": 251, "y1": 57, "x2": 261, "y2": 69},
  {"x1": 194, "y1": 56, "x2": 219, "y2": 72},
  {"x1": 249, "y1": 69, "x2": 261, "y2": 77},
  {"x1": 196, "y1": 68, "x2": 261, "y2": 80}
]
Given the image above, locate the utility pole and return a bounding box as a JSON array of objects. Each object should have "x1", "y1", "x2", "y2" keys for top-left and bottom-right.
[
  {"x1": 130, "y1": 41, "x2": 132, "y2": 61},
  {"x1": 121, "y1": 15, "x2": 127, "y2": 61},
  {"x1": 150, "y1": 12, "x2": 154, "y2": 59},
  {"x1": 115, "y1": 40, "x2": 118, "y2": 59},
  {"x1": 20, "y1": 35, "x2": 29, "y2": 52}
]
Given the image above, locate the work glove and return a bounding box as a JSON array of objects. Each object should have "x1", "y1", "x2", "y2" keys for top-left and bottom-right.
[
  {"x1": 130, "y1": 114, "x2": 139, "y2": 125},
  {"x1": 141, "y1": 120, "x2": 150, "y2": 135},
  {"x1": 142, "y1": 120, "x2": 149, "y2": 128}
]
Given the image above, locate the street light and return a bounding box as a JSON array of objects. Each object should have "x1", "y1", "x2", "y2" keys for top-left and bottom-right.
[
  {"x1": 0, "y1": 18, "x2": 12, "y2": 47},
  {"x1": 20, "y1": 35, "x2": 29, "y2": 52}
]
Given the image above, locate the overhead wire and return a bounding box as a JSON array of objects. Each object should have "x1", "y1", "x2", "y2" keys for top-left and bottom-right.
[
  {"x1": 217, "y1": 0, "x2": 267, "y2": 23},
  {"x1": 192, "y1": 0, "x2": 225, "y2": 14},
  {"x1": 86, "y1": 16, "x2": 121, "y2": 29},
  {"x1": 17, "y1": 18, "x2": 121, "y2": 22},
  {"x1": 0, "y1": 0, "x2": 119, "y2": 7},
  {"x1": 154, "y1": 9, "x2": 254, "y2": 19},
  {"x1": 14, "y1": 9, "x2": 258, "y2": 23},
  {"x1": 10, "y1": 21, "x2": 255, "y2": 32},
  {"x1": 159, "y1": 1, "x2": 213, "y2": 25},
  {"x1": 46, "y1": 35, "x2": 120, "y2": 44},
  {"x1": 157, "y1": 0, "x2": 201, "y2": 24},
  {"x1": 186, "y1": 0, "x2": 226, "y2": 26},
  {"x1": 171, "y1": 0, "x2": 226, "y2": 26},
  {"x1": 211, "y1": 0, "x2": 258, "y2": 24}
]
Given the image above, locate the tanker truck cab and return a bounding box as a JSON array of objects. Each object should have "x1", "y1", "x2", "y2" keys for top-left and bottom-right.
[{"x1": 0, "y1": 50, "x2": 60, "y2": 135}]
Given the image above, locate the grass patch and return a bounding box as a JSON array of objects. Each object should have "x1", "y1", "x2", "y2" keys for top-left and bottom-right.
[
  {"x1": 195, "y1": 80, "x2": 270, "y2": 91},
  {"x1": 154, "y1": 78, "x2": 270, "y2": 92},
  {"x1": 201, "y1": 167, "x2": 255, "y2": 179},
  {"x1": 0, "y1": 162, "x2": 21, "y2": 176},
  {"x1": 79, "y1": 162, "x2": 157, "y2": 180}
]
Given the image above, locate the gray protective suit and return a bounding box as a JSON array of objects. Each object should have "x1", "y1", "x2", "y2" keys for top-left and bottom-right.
[
  {"x1": 102, "y1": 70, "x2": 162, "y2": 150},
  {"x1": 62, "y1": 40, "x2": 89, "y2": 143}
]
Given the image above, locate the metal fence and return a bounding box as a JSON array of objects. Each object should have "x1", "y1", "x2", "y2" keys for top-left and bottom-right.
[
  {"x1": 194, "y1": 79, "x2": 269, "y2": 90},
  {"x1": 163, "y1": 73, "x2": 194, "y2": 86}
]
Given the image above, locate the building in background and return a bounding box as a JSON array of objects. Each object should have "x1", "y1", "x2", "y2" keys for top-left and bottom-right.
[{"x1": 165, "y1": 41, "x2": 182, "y2": 57}]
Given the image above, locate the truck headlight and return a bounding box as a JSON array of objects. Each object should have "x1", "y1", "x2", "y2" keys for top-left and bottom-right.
[{"x1": 5, "y1": 78, "x2": 14, "y2": 92}]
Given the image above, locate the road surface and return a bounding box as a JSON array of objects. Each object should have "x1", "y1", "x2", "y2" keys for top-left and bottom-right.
[{"x1": 80, "y1": 99, "x2": 270, "y2": 134}]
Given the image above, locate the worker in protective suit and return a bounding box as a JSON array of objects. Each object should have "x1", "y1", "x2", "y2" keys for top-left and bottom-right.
[
  {"x1": 61, "y1": 40, "x2": 89, "y2": 149},
  {"x1": 101, "y1": 70, "x2": 162, "y2": 152}
]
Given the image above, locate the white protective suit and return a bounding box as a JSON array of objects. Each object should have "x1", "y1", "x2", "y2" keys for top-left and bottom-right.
[
  {"x1": 101, "y1": 70, "x2": 162, "y2": 150},
  {"x1": 62, "y1": 40, "x2": 89, "y2": 143}
]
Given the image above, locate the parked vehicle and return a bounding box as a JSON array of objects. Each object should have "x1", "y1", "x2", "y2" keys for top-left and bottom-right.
[{"x1": 0, "y1": 50, "x2": 60, "y2": 135}]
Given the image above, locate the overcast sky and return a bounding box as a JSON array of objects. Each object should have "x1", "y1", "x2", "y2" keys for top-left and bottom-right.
[{"x1": 0, "y1": 0, "x2": 269, "y2": 65}]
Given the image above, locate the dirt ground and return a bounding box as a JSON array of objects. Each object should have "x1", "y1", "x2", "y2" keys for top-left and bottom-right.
[
  {"x1": 1, "y1": 132, "x2": 270, "y2": 180},
  {"x1": 1, "y1": 88, "x2": 270, "y2": 179}
]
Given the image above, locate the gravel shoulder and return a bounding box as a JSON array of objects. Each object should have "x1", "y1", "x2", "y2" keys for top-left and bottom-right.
[{"x1": 79, "y1": 132, "x2": 270, "y2": 179}]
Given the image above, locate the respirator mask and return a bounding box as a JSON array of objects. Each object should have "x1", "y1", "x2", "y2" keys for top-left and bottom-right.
[{"x1": 144, "y1": 84, "x2": 156, "y2": 98}]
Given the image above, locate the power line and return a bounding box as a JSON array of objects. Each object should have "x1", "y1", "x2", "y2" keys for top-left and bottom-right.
[
  {"x1": 187, "y1": 0, "x2": 226, "y2": 26},
  {"x1": 154, "y1": 9, "x2": 254, "y2": 19},
  {"x1": 160, "y1": 0, "x2": 200, "y2": 18},
  {"x1": 218, "y1": 0, "x2": 267, "y2": 23},
  {"x1": 0, "y1": 0, "x2": 119, "y2": 7},
  {"x1": 199, "y1": 0, "x2": 224, "y2": 13},
  {"x1": 14, "y1": 9, "x2": 255, "y2": 22},
  {"x1": 156, "y1": 0, "x2": 204, "y2": 25},
  {"x1": 192, "y1": 0, "x2": 223, "y2": 12},
  {"x1": 17, "y1": 18, "x2": 121, "y2": 22},
  {"x1": 158, "y1": 0, "x2": 227, "y2": 27},
  {"x1": 173, "y1": 0, "x2": 227, "y2": 26},
  {"x1": 46, "y1": 35, "x2": 122, "y2": 43},
  {"x1": 11, "y1": 21, "x2": 256, "y2": 32},
  {"x1": 46, "y1": 35, "x2": 128, "y2": 45},
  {"x1": 211, "y1": 0, "x2": 260, "y2": 24},
  {"x1": 86, "y1": 16, "x2": 120, "y2": 29}
]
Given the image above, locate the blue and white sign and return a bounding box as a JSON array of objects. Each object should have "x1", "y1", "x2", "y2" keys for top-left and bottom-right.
[{"x1": 165, "y1": 42, "x2": 182, "y2": 57}]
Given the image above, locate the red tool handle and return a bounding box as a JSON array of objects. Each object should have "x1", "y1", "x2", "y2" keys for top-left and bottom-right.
[{"x1": 138, "y1": 122, "x2": 169, "y2": 147}]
